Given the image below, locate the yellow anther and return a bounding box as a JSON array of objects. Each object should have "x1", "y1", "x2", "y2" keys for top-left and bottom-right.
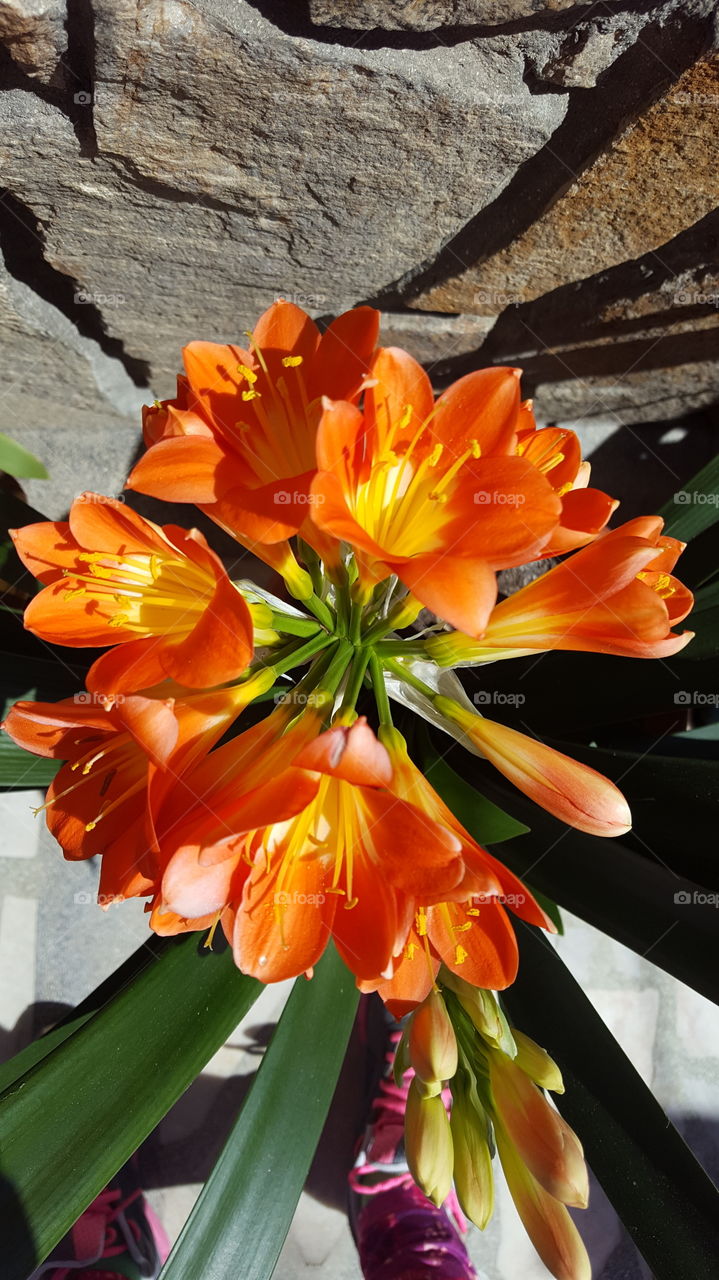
[
  {"x1": 557, "y1": 480, "x2": 574, "y2": 497},
  {"x1": 345, "y1": 897, "x2": 359, "y2": 910},
  {"x1": 406, "y1": 942, "x2": 418, "y2": 961},
  {"x1": 416, "y1": 908, "x2": 428, "y2": 937},
  {"x1": 453, "y1": 921, "x2": 472, "y2": 934},
  {"x1": 108, "y1": 613, "x2": 128, "y2": 628},
  {"x1": 152, "y1": 398, "x2": 164, "y2": 409},
  {"x1": 63, "y1": 587, "x2": 86, "y2": 600},
  {"x1": 470, "y1": 438, "x2": 481, "y2": 459},
  {"x1": 85, "y1": 820, "x2": 98, "y2": 832},
  {"x1": 428, "y1": 443, "x2": 443, "y2": 466},
  {"x1": 454, "y1": 945, "x2": 468, "y2": 965},
  {"x1": 237, "y1": 363, "x2": 257, "y2": 384},
  {"x1": 467, "y1": 907, "x2": 480, "y2": 917},
  {"x1": 399, "y1": 404, "x2": 413, "y2": 431},
  {"x1": 242, "y1": 388, "x2": 261, "y2": 402},
  {"x1": 281, "y1": 355, "x2": 303, "y2": 367},
  {"x1": 428, "y1": 491, "x2": 448, "y2": 504}
]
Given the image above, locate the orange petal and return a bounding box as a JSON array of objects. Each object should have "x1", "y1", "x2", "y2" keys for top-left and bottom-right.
[
  {"x1": 114, "y1": 696, "x2": 179, "y2": 767},
  {"x1": 2, "y1": 696, "x2": 109, "y2": 757},
  {"x1": 87, "y1": 638, "x2": 169, "y2": 695},
  {"x1": 363, "y1": 925, "x2": 438, "y2": 1017},
  {"x1": 431, "y1": 367, "x2": 522, "y2": 456},
  {"x1": 127, "y1": 435, "x2": 244, "y2": 503},
  {"x1": 308, "y1": 306, "x2": 380, "y2": 402},
  {"x1": 331, "y1": 855, "x2": 402, "y2": 980},
  {"x1": 252, "y1": 299, "x2": 320, "y2": 361},
  {"x1": 490, "y1": 1054, "x2": 588, "y2": 1208},
  {"x1": 68, "y1": 494, "x2": 169, "y2": 556},
  {"x1": 429, "y1": 899, "x2": 519, "y2": 990},
  {"x1": 360, "y1": 790, "x2": 465, "y2": 898},
  {"x1": 393, "y1": 553, "x2": 497, "y2": 636},
  {"x1": 11, "y1": 521, "x2": 79, "y2": 584},
  {"x1": 293, "y1": 717, "x2": 392, "y2": 787},
  {"x1": 235, "y1": 855, "x2": 335, "y2": 981},
  {"x1": 182, "y1": 341, "x2": 253, "y2": 436},
  {"x1": 365, "y1": 347, "x2": 435, "y2": 447},
  {"x1": 160, "y1": 571, "x2": 253, "y2": 688}
]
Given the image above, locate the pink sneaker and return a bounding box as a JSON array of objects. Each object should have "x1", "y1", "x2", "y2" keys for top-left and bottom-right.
[
  {"x1": 30, "y1": 1159, "x2": 171, "y2": 1280},
  {"x1": 348, "y1": 996, "x2": 477, "y2": 1280}
]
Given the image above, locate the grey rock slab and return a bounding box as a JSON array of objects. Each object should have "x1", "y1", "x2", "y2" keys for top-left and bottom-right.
[
  {"x1": 0, "y1": 0, "x2": 66, "y2": 80},
  {"x1": 308, "y1": 0, "x2": 581, "y2": 31}
]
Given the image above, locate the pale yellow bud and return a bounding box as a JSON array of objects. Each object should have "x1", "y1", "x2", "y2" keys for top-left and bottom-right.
[
  {"x1": 409, "y1": 989, "x2": 458, "y2": 1085},
  {"x1": 450, "y1": 1096, "x2": 495, "y2": 1230},
  {"x1": 513, "y1": 1029, "x2": 565, "y2": 1094},
  {"x1": 405, "y1": 1080, "x2": 454, "y2": 1207}
]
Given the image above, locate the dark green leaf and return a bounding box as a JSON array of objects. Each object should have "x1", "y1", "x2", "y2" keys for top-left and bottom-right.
[
  {"x1": 422, "y1": 746, "x2": 530, "y2": 844},
  {"x1": 503, "y1": 924, "x2": 719, "y2": 1279},
  {"x1": 659, "y1": 453, "x2": 719, "y2": 540},
  {"x1": 0, "y1": 935, "x2": 261, "y2": 1279},
  {"x1": 160, "y1": 945, "x2": 358, "y2": 1280},
  {"x1": 0, "y1": 733, "x2": 60, "y2": 787}
]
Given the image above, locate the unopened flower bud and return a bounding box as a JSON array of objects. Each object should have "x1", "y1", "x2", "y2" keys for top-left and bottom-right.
[
  {"x1": 450, "y1": 1094, "x2": 494, "y2": 1230},
  {"x1": 441, "y1": 971, "x2": 516, "y2": 1057},
  {"x1": 496, "y1": 1123, "x2": 591, "y2": 1280},
  {"x1": 409, "y1": 988, "x2": 458, "y2": 1085},
  {"x1": 513, "y1": 1029, "x2": 564, "y2": 1094},
  {"x1": 490, "y1": 1053, "x2": 588, "y2": 1209},
  {"x1": 405, "y1": 1080, "x2": 454, "y2": 1207}
]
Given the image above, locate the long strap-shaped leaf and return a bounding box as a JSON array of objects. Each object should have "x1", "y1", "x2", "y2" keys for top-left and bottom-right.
[
  {"x1": 503, "y1": 924, "x2": 719, "y2": 1279},
  {"x1": 160, "y1": 944, "x2": 359, "y2": 1280},
  {"x1": 0, "y1": 934, "x2": 261, "y2": 1279}
]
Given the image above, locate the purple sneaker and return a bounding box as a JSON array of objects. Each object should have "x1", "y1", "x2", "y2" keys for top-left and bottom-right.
[{"x1": 349, "y1": 996, "x2": 477, "y2": 1280}]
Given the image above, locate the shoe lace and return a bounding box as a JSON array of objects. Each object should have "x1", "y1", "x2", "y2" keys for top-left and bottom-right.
[{"x1": 51, "y1": 1186, "x2": 145, "y2": 1280}]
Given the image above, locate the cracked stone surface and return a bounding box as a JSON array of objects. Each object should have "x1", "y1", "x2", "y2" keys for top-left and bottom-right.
[
  {"x1": 0, "y1": 0, "x2": 716, "y2": 434},
  {"x1": 308, "y1": 0, "x2": 581, "y2": 30},
  {"x1": 0, "y1": 0, "x2": 66, "y2": 80}
]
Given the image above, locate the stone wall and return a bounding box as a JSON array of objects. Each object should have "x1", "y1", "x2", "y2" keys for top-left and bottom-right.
[{"x1": 1, "y1": 0, "x2": 717, "y2": 480}]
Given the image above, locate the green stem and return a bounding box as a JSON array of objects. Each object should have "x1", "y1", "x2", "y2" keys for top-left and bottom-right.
[
  {"x1": 369, "y1": 654, "x2": 393, "y2": 727},
  {"x1": 338, "y1": 646, "x2": 371, "y2": 718},
  {"x1": 269, "y1": 611, "x2": 322, "y2": 638},
  {"x1": 382, "y1": 656, "x2": 437, "y2": 702},
  {"x1": 303, "y1": 591, "x2": 336, "y2": 631},
  {"x1": 317, "y1": 638, "x2": 354, "y2": 701},
  {"x1": 375, "y1": 639, "x2": 429, "y2": 658},
  {"x1": 349, "y1": 598, "x2": 363, "y2": 646},
  {"x1": 272, "y1": 632, "x2": 334, "y2": 678}
]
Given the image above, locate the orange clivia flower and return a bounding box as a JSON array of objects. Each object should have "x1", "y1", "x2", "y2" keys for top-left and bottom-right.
[
  {"x1": 12, "y1": 495, "x2": 254, "y2": 693},
  {"x1": 152, "y1": 716, "x2": 486, "y2": 984},
  {"x1": 1, "y1": 677, "x2": 270, "y2": 903},
  {"x1": 515, "y1": 401, "x2": 618, "y2": 555},
  {"x1": 127, "y1": 300, "x2": 379, "y2": 582},
  {"x1": 310, "y1": 348, "x2": 563, "y2": 635},
  {"x1": 429, "y1": 515, "x2": 694, "y2": 664}
]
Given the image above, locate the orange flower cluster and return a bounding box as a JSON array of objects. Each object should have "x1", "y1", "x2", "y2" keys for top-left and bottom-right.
[
  {"x1": 5, "y1": 299, "x2": 694, "y2": 1277},
  {"x1": 6, "y1": 299, "x2": 693, "y2": 1006}
]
